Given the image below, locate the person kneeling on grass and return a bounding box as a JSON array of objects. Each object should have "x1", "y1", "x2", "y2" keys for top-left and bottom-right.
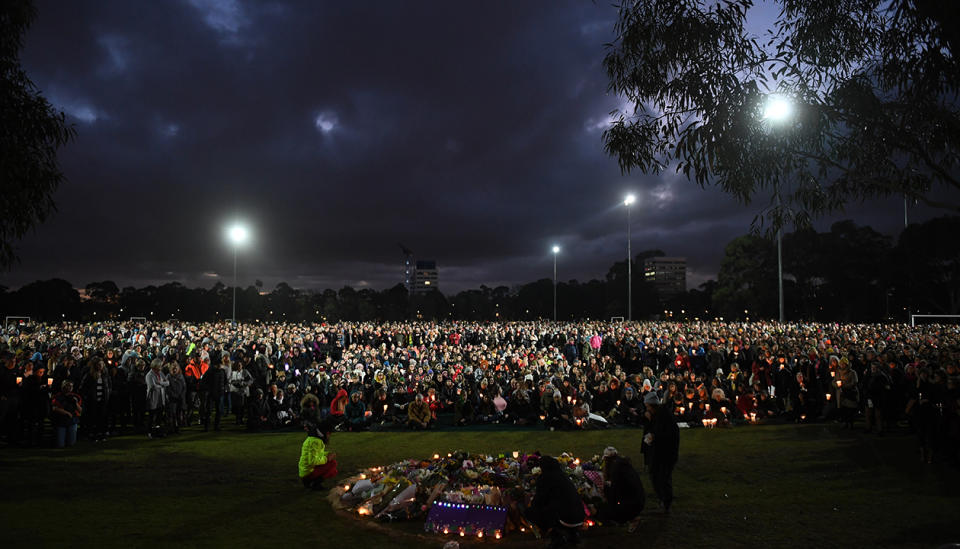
[{"x1": 299, "y1": 417, "x2": 337, "y2": 491}]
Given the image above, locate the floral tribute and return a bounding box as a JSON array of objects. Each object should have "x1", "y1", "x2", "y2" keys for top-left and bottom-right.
[{"x1": 336, "y1": 450, "x2": 603, "y2": 540}]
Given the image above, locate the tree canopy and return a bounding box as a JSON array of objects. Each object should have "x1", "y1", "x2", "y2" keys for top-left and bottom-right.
[
  {"x1": 0, "y1": 0, "x2": 75, "y2": 268},
  {"x1": 603, "y1": 0, "x2": 960, "y2": 226}
]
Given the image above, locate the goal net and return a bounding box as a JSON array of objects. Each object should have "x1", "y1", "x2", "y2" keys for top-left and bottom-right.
[{"x1": 910, "y1": 314, "x2": 960, "y2": 327}]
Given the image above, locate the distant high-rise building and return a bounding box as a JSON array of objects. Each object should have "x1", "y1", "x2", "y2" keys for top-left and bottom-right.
[
  {"x1": 411, "y1": 260, "x2": 438, "y2": 294},
  {"x1": 643, "y1": 257, "x2": 686, "y2": 297},
  {"x1": 399, "y1": 244, "x2": 415, "y2": 292}
]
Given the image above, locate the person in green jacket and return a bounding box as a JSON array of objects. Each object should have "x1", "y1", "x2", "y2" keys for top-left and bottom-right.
[{"x1": 299, "y1": 415, "x2": 337, "y2": 490}]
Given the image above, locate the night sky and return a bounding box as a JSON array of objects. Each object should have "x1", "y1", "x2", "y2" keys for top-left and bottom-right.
[{"x1": 5, "y1": 0, "x2": 953, "y2": 293}]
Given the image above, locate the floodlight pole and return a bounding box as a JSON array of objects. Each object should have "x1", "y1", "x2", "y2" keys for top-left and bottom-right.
[
  {"x1": 627, "y1": 201, "x2": 632, "y2": 321},
  {"x1": 777, "y1": 191, "x2": 784, "y2": 323},
  {"x1": 232, "y1": 245, "x2": 238, "y2": 325},
  {"x1": 553, "y1": 251, "x2": 558, "y2": 321}
]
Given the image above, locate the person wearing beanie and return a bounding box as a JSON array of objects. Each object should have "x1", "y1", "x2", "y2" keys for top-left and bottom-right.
[
  {"x1": 619, "y1": 386, "x2": 642, "y2": 426},
  {"x1": 545, "y1": 390, "x2": 573, "y2": 431},
  {"x1": 344, "y1": 390, "x2": 368, "y2": 431}
]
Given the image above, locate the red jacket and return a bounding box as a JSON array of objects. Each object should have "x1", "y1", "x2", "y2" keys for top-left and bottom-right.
[{"x1": 330, "y1": 388, "x2": 348, "y2": 416}]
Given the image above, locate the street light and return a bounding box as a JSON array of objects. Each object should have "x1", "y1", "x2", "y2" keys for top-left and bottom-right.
[
  {"x1": 552, "y1": 245, "x2": 560, "y2": 321},
  {"x1": 763, "y1": 95, "x2": 792, "y2": 122},
  {"x1": 762, "y1": 93, "x2": 793, "y2": 323},
  {"x1": 624, "y1": 194, "x2": 636, "y2": 320},
  {"x1": 227, "y1": 224, "x2": 249, "y2": 324}
]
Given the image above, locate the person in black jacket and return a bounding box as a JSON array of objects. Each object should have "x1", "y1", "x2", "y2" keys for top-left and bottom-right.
[
  {"x1": 645, "y1": 391, "x2": 679, "y2": 513},
  {"x1": 200, "y1": 361, "x2": 227, "y2": 432},
  {"x1": 525, "y1": 455, "x2": 585, "y2": 548},
  {"x1": 598, "y1": 447, "x2": 645, "y2": 529}
]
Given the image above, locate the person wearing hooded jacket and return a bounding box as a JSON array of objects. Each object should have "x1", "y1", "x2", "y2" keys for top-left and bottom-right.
[
  {"x1": 598, "y1": 447, "x2": 645, "y2": 528},
  {"x1": 298, "y1": 415, "x2": 337, "y2": 490},
  {"x1": 525, "y1": 455, "x2": 585, "y2": 548},
  {"x1": 645, "y1": 391, "x2": 679, "y2": 512}
]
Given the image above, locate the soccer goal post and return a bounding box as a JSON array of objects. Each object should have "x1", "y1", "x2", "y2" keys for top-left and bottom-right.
[
  {"x1": 910, "y1": 314, "x2": 960, "y2": 327},
  {"x1": 4, "y1": 316, "x2": 31, "y2": 332},
  {"x1": 129, "y1": 316, "x2": 148, "y2": 323},
  {"x1": 610, "y1": 316, "x2": 625, "y2": 323}
]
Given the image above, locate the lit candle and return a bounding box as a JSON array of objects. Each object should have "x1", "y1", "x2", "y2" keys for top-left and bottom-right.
[
  {"x1": 494, "y1": 530, "x2": 502, "y2": 539},
  {"x1": 433, "y1": 453, "x2": 440, "y2": 459},
  {"x1": 826, "y1": 393, "x2": 832, "y2": 401},
  {"x1": 16, "y1": 377, "x2": 22, "y2": 385},
  {"x1": 47, "y1": 378, "x2": 53, "y2": 386},
  {"x1": 705, "y1": 403, "x2": 710, "y2": 411},
  {"x1": 567, "y1": 396, "x2": 571, "y2": 403},
  {"x1": 343, "y1": 484, "x2": 351, "y2": 491},
  {"x1": 836, "y1": 380, "x2": 842, "y2": 388},
  {"x1": 616, "y1": 400, "x2": 621, "y2": 406},
  {"x1": 721, "y1": 407, "x2": 727, "y2": 415},
  {"x1": 512, "y1": 451, "x2": 519, "y2": 459}
]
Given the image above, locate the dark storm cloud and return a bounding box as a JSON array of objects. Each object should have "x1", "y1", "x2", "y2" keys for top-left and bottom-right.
[{"x1": 4, "y1": 0, "x2": 956, "y2": 293}]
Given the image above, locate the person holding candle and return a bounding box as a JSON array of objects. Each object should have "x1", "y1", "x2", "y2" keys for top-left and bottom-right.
[
  {"x1": 836, "y1": 358, "x2": 860, "y2": 429},
  {"x1": 344, "y1": 390, "x2": 368, "y2": 431}
]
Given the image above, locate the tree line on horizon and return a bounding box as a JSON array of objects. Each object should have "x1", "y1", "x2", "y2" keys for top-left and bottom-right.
[{"x1": 1, "y1": 216, "x2": 957, "y2": 324}]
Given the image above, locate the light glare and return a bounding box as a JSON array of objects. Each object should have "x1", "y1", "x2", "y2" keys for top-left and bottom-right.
[
  {"x1": 763, "y1": 95, "x2": 792, "y2": 122},
  {"x1": 228, "y1": 225, "x2": 248, "y2": 245},
  {"x1": 624, "y1": 194, "x2": 636, "y2": 206},
  {"x1": 552, "y1": 245, "x2": 560, "y2": 254}
]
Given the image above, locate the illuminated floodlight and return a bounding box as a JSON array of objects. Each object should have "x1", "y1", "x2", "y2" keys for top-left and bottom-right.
[
  {"x1": 763, "y1": 95, "x2": 792, "y2": 122},
  {"x1": 228, "y1": 224, "x2": 249, "y2": 245},
  {"x1": 552, "y1": 245, "x2": 560, "y2": 254},
  {"x1": 624, "y1": 194, "x2": 636, "y2": 206}
]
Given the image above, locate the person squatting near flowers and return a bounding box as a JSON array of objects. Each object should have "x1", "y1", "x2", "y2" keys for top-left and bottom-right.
[
  {"x1": 299, "y1": 394, "x2": 337, "y2": 491},
  {"x1": 596, "y1": 446, "x2": 645, "y2": 531},
  {"x1": 523, "y1": 455, "x2": 586, "y2": 549}
]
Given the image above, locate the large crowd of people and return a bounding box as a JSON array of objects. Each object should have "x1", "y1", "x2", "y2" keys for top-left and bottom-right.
[{"x1": 0, "y1": 319, "x2": 957, "y2": 465}]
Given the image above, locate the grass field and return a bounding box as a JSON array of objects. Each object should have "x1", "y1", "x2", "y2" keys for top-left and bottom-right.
[{"x1": 0, "y1": 423, "x2": 956, "y2": 548}]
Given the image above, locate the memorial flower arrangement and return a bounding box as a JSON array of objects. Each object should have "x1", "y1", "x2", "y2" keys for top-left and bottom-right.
[{"x1": 336, "y1": 450, "x2": 605, "y2": 539}]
